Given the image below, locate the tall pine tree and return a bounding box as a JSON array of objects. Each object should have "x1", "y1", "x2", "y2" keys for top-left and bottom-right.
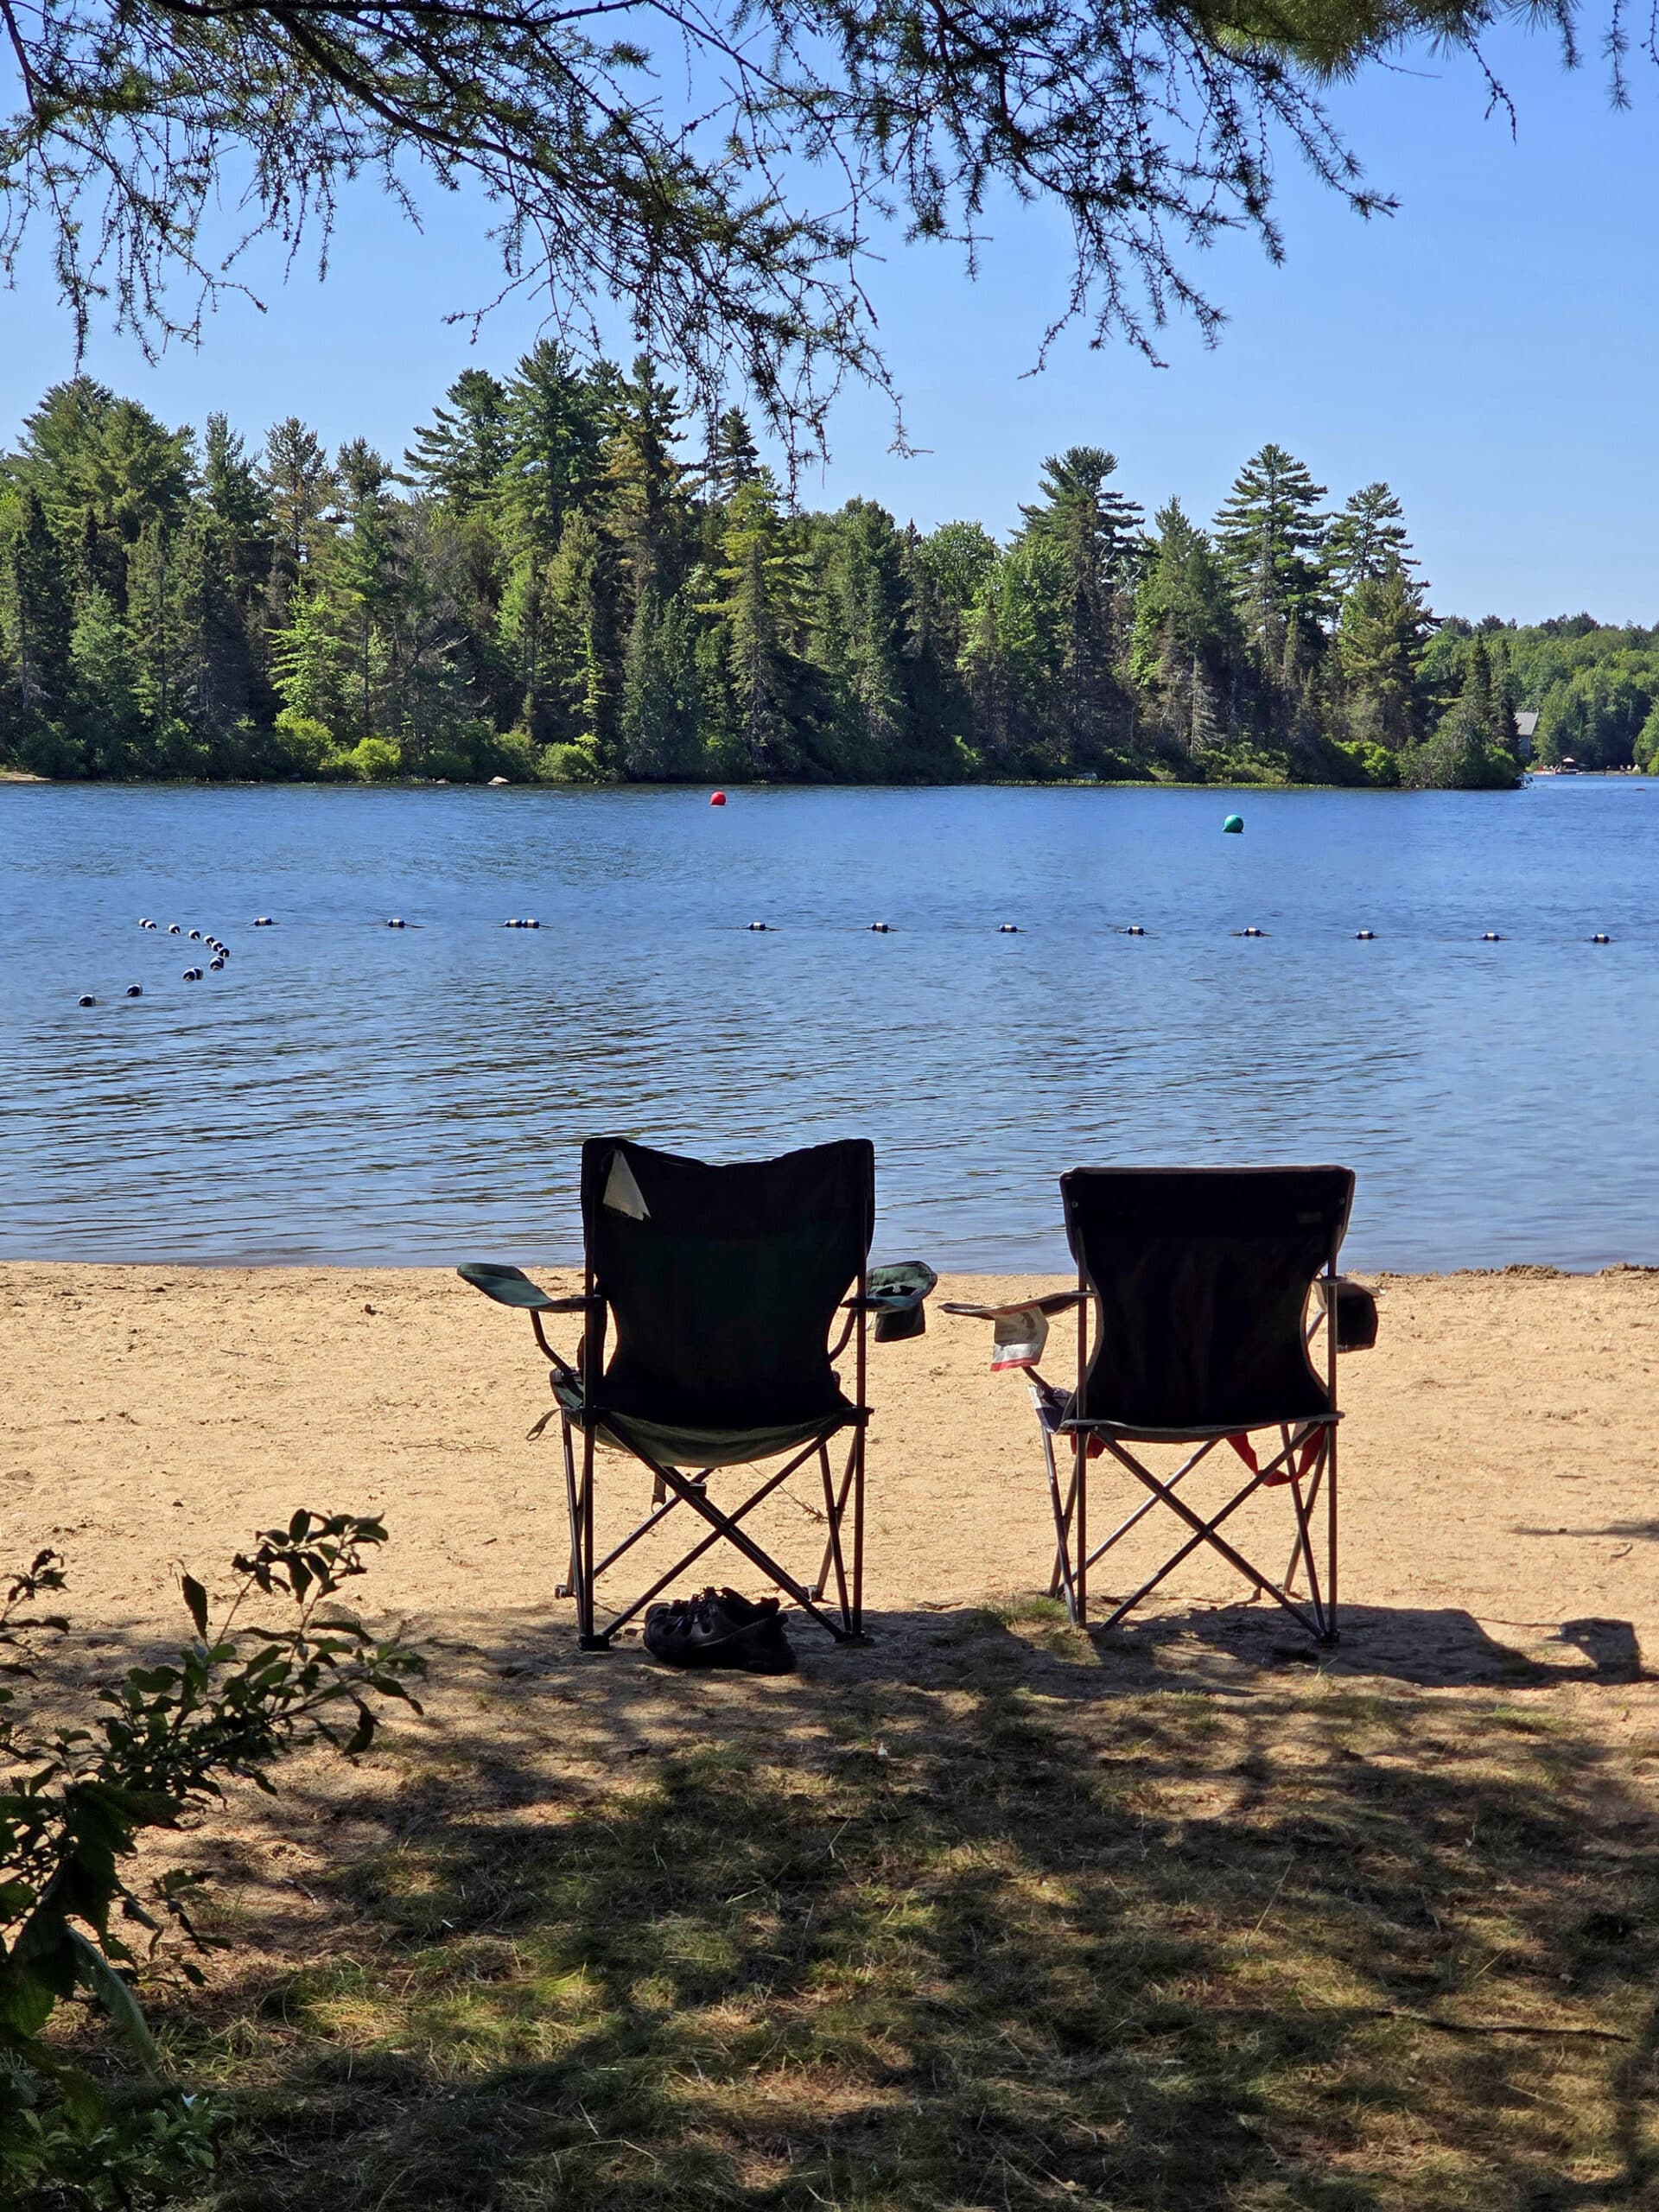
[
  {"x1": 403, "y1": 370, "x2": 512, "y2": 512},
  {"x1": 1212, "y1": 443, "x2": 1330, "y2": 735},
  {"x1": 1017, "y1": 447, "x2": 1143, "y2": 766}
]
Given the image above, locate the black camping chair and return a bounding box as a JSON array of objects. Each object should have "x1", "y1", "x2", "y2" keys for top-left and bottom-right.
[
  {"x1": 945, "y1": 1166, "x2": 1376, "y2": 1643},
  {"x1": 461, "y1": 1137, "x2": 935, "y2": 1649}
]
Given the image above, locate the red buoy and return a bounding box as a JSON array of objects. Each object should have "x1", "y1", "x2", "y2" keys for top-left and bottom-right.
[{"x1": 709, "y1": 790, "x2": 728, "y2": 806}]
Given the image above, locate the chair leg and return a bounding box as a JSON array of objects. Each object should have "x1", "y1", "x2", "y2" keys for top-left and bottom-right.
[
  {"x1": 814, "y1": 1440, "x2": 854, "y2": 1626},
  {"x1": 1084, "y1": 1440, "x2": 1223, "y2": 1578},
  {"x1": 632, "y1": 1452, "x2": 854, "y2": 1641},
  {"x1": 1284, "y1": 1446, "x2": 1329, "y2": 1639},
  {"x1": 1283, "y1": 1427, "x2": 1317, "y2": 1596},
  {"x1": 558, "y1": 1417, "x2": 582, "y2": 1603},
  {"x1": 1073, "y1": 1429, "x2": 1089, "y2": 1625},
  {"x1": 1100, "y1": 1437, "x2": 1332, "y2": 1642},
  {"x1": 1277, "y1": 1432, "x2": 1338, "y2": 1643},
  {"x1": 596, "y1": 1452, "x2": 826, "y2": 1641},
  {"x1": 849, "y1": 1421, "x2": 867, "y2": 1637},
  {"x1": 1325, "y1": 1424, "x2": 1339, "y2": 1643},
  {"x1": 576, "y1": 1421, "x2": 602, "y2": 1649},
  {"x1": 1042, "y1": 1422, "x2": 1082, "y2": 1622}
]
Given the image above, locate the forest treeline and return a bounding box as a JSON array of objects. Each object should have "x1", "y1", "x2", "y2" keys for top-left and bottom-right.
[{"x1": 0, "y1": 353, "x2": 1650, "y2": 789}]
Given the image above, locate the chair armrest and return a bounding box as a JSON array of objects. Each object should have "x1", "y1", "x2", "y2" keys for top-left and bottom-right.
[
  {"x1": 941, "y1": 1291, "x2": 1086, "y2": 1321},
  {"x1": 457, "y1": 1262, "x2": 594, "y2": 1313}
]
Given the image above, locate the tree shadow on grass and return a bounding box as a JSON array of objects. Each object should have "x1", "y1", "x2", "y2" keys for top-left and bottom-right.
[{"x1": 116, "y1": 1602, "x2": 1659, "y2": 2212}]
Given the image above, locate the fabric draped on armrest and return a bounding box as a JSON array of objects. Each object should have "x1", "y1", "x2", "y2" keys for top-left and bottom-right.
[{"x1": 941, "y1": 1288, "x2": 1087, "y2": 1370}]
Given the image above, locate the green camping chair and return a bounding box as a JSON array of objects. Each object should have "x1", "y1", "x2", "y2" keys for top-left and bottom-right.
[
  {"x1": 461, "y1": 1136, "x2": 934, "y2": 1649},
  {"x1": 946, "y1": 1166, "x2": 1377, "y2": 1643}
]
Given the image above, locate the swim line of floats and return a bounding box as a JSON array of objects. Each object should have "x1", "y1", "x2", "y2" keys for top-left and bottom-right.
[
  {"x1": 71, "y1": 906, "x2": 1624, "y2": 1003},
  {"x1": 67, "y1": 805, "x2": 1624, "y2": 1003},
  {"x1": 74, "y1": 918, "x2": 237, "y2": 1007}
]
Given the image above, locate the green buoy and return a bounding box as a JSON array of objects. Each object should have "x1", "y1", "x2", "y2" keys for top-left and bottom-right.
[{"x1": 1223, "y1": 813, "x2": 1244, "y2": 835}]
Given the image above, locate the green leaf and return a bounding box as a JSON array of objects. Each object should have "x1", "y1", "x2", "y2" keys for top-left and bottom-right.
[
  {"x1": 0, "y1": 2020, "x2": 107, "y2": 2125},
  {"x1": 0, "y1": 1951, "x2": 62, "y2": 2037},
  {"x1": 67, "y1": 1927, "x2": 162, "y2": 2074},
  {"x1": 181, "y1": 1573, "x2": 209, "y2": 1639}
]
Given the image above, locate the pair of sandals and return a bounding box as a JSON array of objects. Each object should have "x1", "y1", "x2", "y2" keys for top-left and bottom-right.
[{"x1": 643, "y1": 1587, "x2": 797, "y2": 1674}]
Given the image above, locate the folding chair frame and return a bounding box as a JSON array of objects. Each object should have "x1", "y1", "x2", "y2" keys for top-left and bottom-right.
[
  {"x1": 529, "y1": 1268, "x2": 874, "y2": 1651},
  {"x1": 1044, "y1": 1260, "x2": 1343, "y2": 1643}
]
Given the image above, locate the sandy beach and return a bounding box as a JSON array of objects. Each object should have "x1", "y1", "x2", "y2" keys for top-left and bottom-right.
[
  {"x1": 6, "y1": 1260, "x2": 1657, "y2": 1681},
  {"x1": 9, "y1": 1259, "x2": 1659, "y2": 2206}
]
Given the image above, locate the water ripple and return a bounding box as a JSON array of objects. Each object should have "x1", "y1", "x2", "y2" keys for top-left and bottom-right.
[{"x1": 3, "y1": 779, "x2": 1656, "y2": 1271}]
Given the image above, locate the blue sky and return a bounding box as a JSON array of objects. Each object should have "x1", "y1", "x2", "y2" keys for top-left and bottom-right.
[{"x1": 2, "y1": 22, "x2": 1655, "y2": 621}]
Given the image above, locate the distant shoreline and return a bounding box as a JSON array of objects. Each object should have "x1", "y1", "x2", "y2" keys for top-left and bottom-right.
[{"x1": 0, "y1": 770, "x2": 1578, "y2": 794}]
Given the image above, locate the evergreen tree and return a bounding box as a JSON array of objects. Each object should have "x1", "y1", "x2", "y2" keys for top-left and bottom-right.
[
  {"x1": 270, "y1": 588, "x2": 350, "y2": 733},
  {"x1": 957, "y1": 571, "x2": 1011, "y2": 772},
  {"x1": 0, "y1": 362, "x2": 1576, "y2": 793},
  {"x1": 1128, "y1": 499, "x2": 1242, "y2": 755},
  {"x1": 1017, "y1": 447, "x2": 1143, "y2": 765},
  {"x1": 1212, "y1": 444, "x2": 1330, "y2": 723},
  {"x1": 68, "y1": 587, "x2": 143, "y2": 772},
  {"x1": 206, "y1": 416, "x2": 276, "y2": 570},
  {"x1": 497, "y1": 551, "x2": 550, "y2": 739},
  {"x1": 1018, "y1": 447, "x2": 1143, "y2": 569},
  {"x1": 174, "y1": 508, "x2": 257, "y2": 741},
  {"x1": 895, "y1": 524, "x2": 963, "y2": 771},
  {"x1": 811, "y1": 499, "x2": 912, "y2": 777},
  {"x1": 1463, "y1": 632, "x2": 1495, "y2": 737},
  {"x1": 1403, "y1": 633, "x2": 1521, "y2": 789},
  {"x1": 702, "y1": 477, "x2": 810, "y2": 777},
  {"x1": 542, "y1": 508, "x2": 620, "y2": 772},
  {"x1": 1336, "y1": 563, "x2": 1432, "y2": 751},
  {"x1": 603, "y1": 355, "x2": 689, "y2": 601},
  {"x1": 124, "y1": 518, "x2": 181, "y2": 735},
  {"x1": 1325, "y1": 481, "x2": 1416, "y2": 601},
  {"x1": 1488, "y1": 632, "x2": 1516, "y2": 751},
  {"x1": 705, "y1": 408, "x2": 762, "y2": 502},
  {"x1": 8, "y1": 379, "x2": 193, "y2": 611},
  {"x1": 334, "y1": 442, "x2": 405, "y2": 734},
  {"x1": 403, "y1": 370, "x2": 512, "y2": 512},
  {"x1": 260, "y1": 417, "x2": 337, "y2": 620},
  {"x1": 496, "y1": 343, "x2": 612, "y2": 560},
  {"x1": 960, "y1": 537, "x2": 1069, "y2": 774},
  {"x1": 620, "y1": 585, "x2": 702, "y2": 779},
  {"x1": 199, "y1": 415, "x2": 271, "y2": 715},
  {"x1": 0, "y1": 485, "x2": 73, "y2": 718},
  {"x1": 414, "y1": 500, "x2": 511, "y2": 731}
]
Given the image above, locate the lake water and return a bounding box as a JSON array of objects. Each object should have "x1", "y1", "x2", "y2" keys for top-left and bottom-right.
[{"x1": 2, "y1": 779, "x2": 1655, "y2": 1274}]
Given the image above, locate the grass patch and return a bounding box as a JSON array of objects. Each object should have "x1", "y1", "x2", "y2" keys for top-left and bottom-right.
[{"x1": 130, "y1": 1626, "x2": 1659, "y2": 2211}]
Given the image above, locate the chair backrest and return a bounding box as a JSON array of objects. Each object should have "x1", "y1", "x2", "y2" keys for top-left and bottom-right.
[
  {"x1": 1062, "y1": 1166, "x2": 1355, "y2": 1433},
  {"x1": 581, "y1": 1137, "x2": 874, "y2": 1430}
]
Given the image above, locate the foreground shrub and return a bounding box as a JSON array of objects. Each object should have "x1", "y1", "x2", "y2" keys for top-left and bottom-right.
[{"x1": 0, "y1": 1512, "x2": 424, "y2": 2208}]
